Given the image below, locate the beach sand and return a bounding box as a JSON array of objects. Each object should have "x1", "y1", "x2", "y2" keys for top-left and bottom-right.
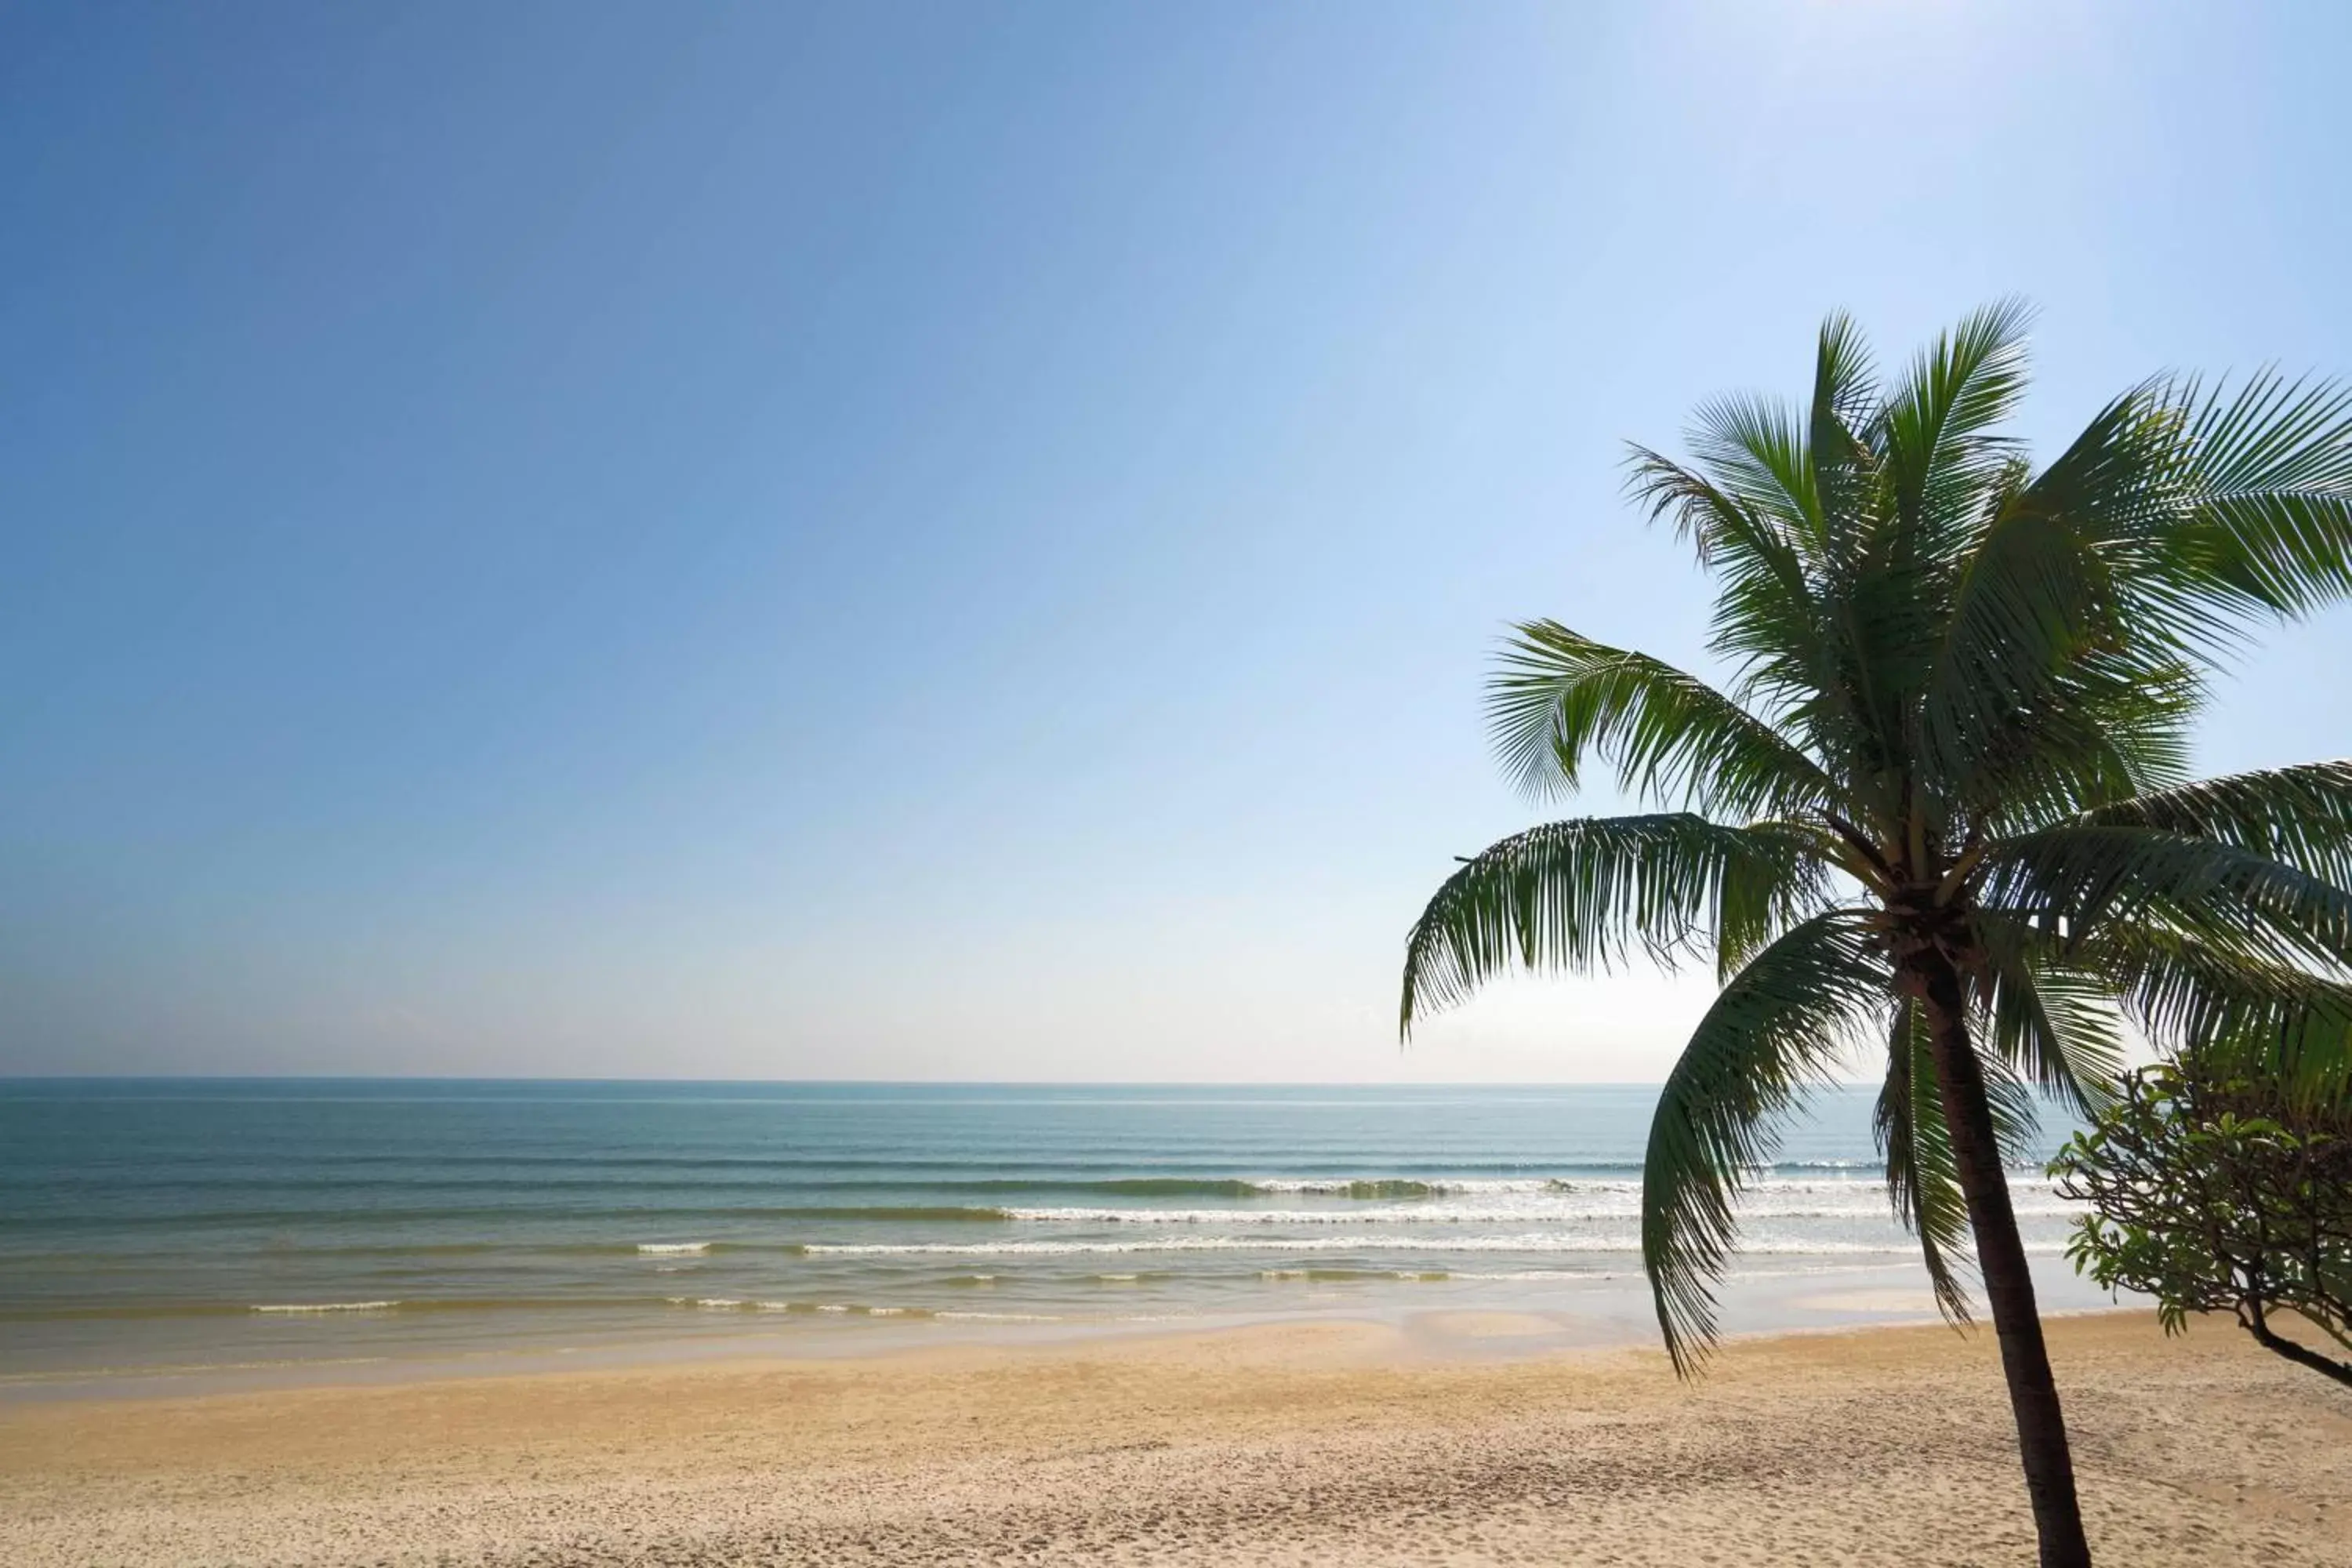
[{"x1": 3, "y1": 1311, "x2": 2344, "y2": 1566}]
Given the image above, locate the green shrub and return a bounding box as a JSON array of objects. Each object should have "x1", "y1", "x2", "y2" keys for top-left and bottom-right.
[{"x1": 2052, "y1": 1064, "x2": 2351, "y2": 1385}]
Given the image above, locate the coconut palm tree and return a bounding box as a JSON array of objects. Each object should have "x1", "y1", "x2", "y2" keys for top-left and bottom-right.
[{"x1": 1399, "y1": 303, "x2": 2352, "y2": 1568}]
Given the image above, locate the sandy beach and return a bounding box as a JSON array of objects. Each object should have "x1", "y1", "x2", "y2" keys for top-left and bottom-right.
[{"x1": 3, "y1": 1310, "x2": 2344, "y2": 1566}]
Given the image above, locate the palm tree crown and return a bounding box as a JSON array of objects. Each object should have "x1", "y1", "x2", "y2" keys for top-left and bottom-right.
[{"x1": 1399, "y1": 303, "x2": 2352, "y2": 1565}]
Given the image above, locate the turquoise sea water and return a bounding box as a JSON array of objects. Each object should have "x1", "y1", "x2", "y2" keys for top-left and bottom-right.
[{"x1": 0, "y1": 1080, "x2": 2110, "y2": 1391}]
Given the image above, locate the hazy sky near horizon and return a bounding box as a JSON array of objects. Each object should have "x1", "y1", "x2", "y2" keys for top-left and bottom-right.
[{"x1": 6, "y1": 2, "x2": 2351, "y2": 1082}]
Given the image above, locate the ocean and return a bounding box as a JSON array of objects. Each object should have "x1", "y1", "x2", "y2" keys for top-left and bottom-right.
[{"x1": 0, "y1": 1080, "x2": 2116, "y2": 1393}]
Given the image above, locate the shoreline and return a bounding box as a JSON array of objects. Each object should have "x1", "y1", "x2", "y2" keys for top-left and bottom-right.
[
  {"x1": 0, "y1": 1295, "x2": 2147, "y2": 1406},
  {"x1": 1, "y1": 1254, "x2": 2131, "y2": 1405},
  {"x1": 5, "y1": 1309, "x2": 2344, "y2": 1566}
]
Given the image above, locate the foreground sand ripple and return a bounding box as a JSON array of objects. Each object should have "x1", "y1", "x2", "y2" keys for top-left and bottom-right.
[{"x1": 3, "y1": 1312, "x2": 2346, "y2": 1566}]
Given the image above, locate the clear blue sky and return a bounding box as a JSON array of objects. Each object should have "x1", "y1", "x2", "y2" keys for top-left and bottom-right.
[{"x1": 5, "y1": 2, "x2": 2349, "y2": 1080}]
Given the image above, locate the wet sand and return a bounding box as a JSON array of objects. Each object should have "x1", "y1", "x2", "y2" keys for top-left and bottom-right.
[{"x1": 2, "y1": 1310, "x2": 2344, "y2": 1566}]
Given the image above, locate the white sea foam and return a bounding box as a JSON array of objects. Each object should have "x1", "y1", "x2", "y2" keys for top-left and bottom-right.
[
  {"x1": 1228, "y1": 1166, "x2": 2034, "y2": 1194},
  {"x1": 672, "y1": 1298, "x2": 920, "y2": 1316},
  {"x1": 804, "y1": 1233, "x2": 1922, "y2": 1258},
  {"x1": 806, "y1": 1232, "x2": 2076, "y2": 1260},
  {"x1": 252, "y1": 1300, "x2": 398, "y2": 1313},
  {"x1": 637, "y1": 1242, "x2": 710, "y2": 1255},
  {"x1": 1250, "y1": 1178, "x2": 1561, "y2": 1195},
  {"x1": 1000, "y1": 1182, "x2": 2082, "y2": 1228}
]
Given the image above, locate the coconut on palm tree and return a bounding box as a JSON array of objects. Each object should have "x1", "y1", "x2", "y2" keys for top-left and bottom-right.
[{"x1": 1399, "y1": 303, "x2": 2352, "y2": 1568}]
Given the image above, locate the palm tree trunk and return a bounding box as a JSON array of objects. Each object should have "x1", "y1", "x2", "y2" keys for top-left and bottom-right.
[{"x1": 1918, "y1": 956, "x2": 2092, "y2": 1568}]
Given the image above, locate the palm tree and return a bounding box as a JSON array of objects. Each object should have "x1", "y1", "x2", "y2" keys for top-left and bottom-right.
[{"x1": 1399, "y1": 303, "x2": 2352, "y2": 1568}]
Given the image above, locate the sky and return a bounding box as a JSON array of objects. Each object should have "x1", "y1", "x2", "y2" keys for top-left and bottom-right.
[{"x1": 5, "y1": 1, "x2": 2350, "y2": 1082}]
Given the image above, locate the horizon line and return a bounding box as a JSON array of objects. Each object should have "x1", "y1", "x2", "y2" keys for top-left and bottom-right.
[{"x1": 0, "y1": 1073, "x2": 1889, "y2": 1089}]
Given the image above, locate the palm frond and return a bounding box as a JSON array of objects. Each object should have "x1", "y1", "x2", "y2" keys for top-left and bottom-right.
[
  {"x1": 1880, "y1": 297, "x2": 2035, "y2": 540},
  {"x1": 2166, "y1": 370, "x2": 2352, "y2": 622},
  {"x1": 1807, "y1": 311, "x2": 1880, "y2": 475},
  {"x1": 2081, "y1": 926, "x2": 2352, "y2": 1100},
  {"x1": 1621, "y1": 445, "x2": 1886, "y2": 804},
  {"x1": 1914, "y1": 390, "x2": 2202, "y2": 811},
  {"x1": 1621, "y1": 447, "x2": 1830, "y2": 695},
  {"x1": 1688, "y1": 393, "x2": 1823, "y2": 539},
  {"x1": 1914, "y1": 500, "x2": 2111, "y2": 797},
  {"x1": 1963, "y1": 652, "x2": 2202, "y2": 833},
  {"x1": 2085, "y1": 760, "x2": 2352, "y2": 889},
  {"x1": 1976, "y1": 1042, "x2": 2050, "y2": 1169},
  {"x1": 1486, "y1": 622, "x2": 1840, "y2": 820},
  {"x1": 1717, "y1": 818, "x2": 1852, "y2": 981},
  {"x1": 1643, "y1": 912, "x2": 1888, "y2": 1371},
  {"x1": 1626, "y1": 445, "x2": 1804, "y2": 574},
  {"x1": 1982, "y1": 823, "x2": 2352, "y2": 971},
  {"x1": 1399, "y1": 815, "x2": 1832, "y2": 1031},
  {"x1": 1971, "y1": 919, "x2": 2126, "y2": 1120},
  {"x1": 1874, "y1": 999, "x2": 1975, "y2": 1323}
]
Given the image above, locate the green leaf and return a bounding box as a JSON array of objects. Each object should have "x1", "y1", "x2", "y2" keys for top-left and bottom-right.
[
  {"x1": 1622, "y1": 446, "x2": 1832, "y2": 697},
  {"x1": 1874, "y1": 999, "x2": 1976, "y2": 1323},
  {"x1": 2080, "y1": 927, "x2": 2352, "y2": 1102},
  {"x1": 1399, "y1": 814, "x2": 1831, "y2": 1032},
  {"x1": 1880, "y1": 296, "x2": 2035, "y2": 541},
  {"x1": 2166, "y1": 370, "x2": 2352, "y2": 622},
  {"x1": 1983, "y1": 823, "x2": 2352, "y2": 971},
  {"x1": 1973, "y1": 916, "x2": 2127, "y2": 1119},
  {"x1": 2085, "y1": 760, "x2": 2352, "y2": 890},
  {"x1": 1643, "y1": 912, "x2": 1889, "y2": 1371},
  {"x1": 1688, "y1": 392, "x2": 1824, "y2": 539},
  {"x1": 1486, "y1": 622, "x2": 1839, "y2": 820},
  {"x1": 1806, "y1": 310, "x2": 1881, "y2": 517},
  {"x1": 1915, "y1": 392, "x2": 2203, "y2": 812}
]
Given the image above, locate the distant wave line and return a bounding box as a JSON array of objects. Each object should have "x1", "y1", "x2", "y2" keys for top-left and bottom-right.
[
  {"x1": 0, "y1": 1295, "x2": 698, "y2": 1323},
  {"x1": 996, "y1": 1198, "x2": 2083, "y2": 1226},
  {"x1": 0, "y1": 1203, "x2": 1025, "y2": 1230},
  {"x1": 2, "y1": 1174, "x2": 2071, "y2": 1231},
  {"x1": 19, "y1": 1158, "x2": 2045, "y2": 1191},
  {"x1": 251, "y1": 1301, "x2": 397, "y2": 1314},
  {"x1": 798, "y1": 1234, "x2": 1982, "y2": 1258}
]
